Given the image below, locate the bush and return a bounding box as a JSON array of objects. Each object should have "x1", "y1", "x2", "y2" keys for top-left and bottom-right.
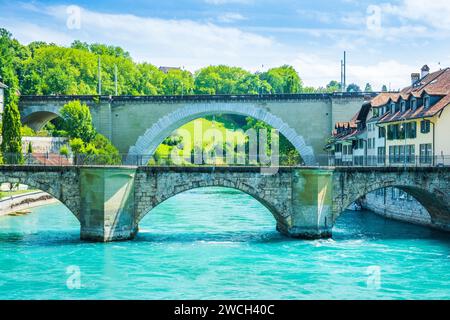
[
  {"x1": 59, "y1": 145, "x2": 70, "y2": 157},
  {"x1": 21, "y1": 125, "x2": 36, "y2": 137}
]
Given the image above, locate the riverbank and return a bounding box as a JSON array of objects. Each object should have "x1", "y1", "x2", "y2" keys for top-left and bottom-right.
[{"x1": 0, "y1": 191, "x2": 58, "y2": 217}]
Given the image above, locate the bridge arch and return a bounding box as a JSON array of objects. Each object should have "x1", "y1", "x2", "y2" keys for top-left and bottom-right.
[
  {"x1": 0, "y1": 171, "x2": 80, "y2": 222},
  {"x1": 334, "y1": 177, "x2": 450, "y2": 230},
  {"x1": 126, "y1": 104, "x2": 316, "y2": 165},
  {"x1": 21, "y1": 105, "x2": 61, "y2": 132},
  {"x1": 134, "y1": 174, "x2": 292, "y2": 230}
]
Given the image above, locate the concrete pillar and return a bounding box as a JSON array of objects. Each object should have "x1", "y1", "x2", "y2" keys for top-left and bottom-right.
[
  {"x1": 284, "y1": 169, "x2": 334, "y2": 239},
  {"x1": 79, "y1": 167, "x2": 137, "y2": 242},
  {"x1": 90, "y1": 101, "x2": 113, "y2": 141}
]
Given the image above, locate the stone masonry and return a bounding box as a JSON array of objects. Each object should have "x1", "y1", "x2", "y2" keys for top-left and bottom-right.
[
  {"x1": 19, "y1": 94, "x2": 371, "y2": 166},
  {"x1": 0, "y1": 165, "x2": 449, "y2": 241}
]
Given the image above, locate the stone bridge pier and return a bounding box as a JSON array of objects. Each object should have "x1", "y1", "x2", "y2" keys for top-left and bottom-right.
[
  {"x1": 78, "y1": 166, "x2": 336, "y2": 241},
  {"x1": 1, "y1": 166, "x2": 449, "y2": 242}
]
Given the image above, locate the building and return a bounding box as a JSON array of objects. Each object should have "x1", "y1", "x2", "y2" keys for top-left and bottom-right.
[
  {"x1": 158, "y1": 66, "x2": 181, "y2": 74},
  {"x1": 376, "y1": 66, "x2": 450, "y2": 166},
  {"x1": 326, "y1": 102, "x2": 371, "y2": 166},
  {"x1": 326, "y1": 65, "x2": 450, "y2": 228},
  {"x1": 365, "y1": 93, "x2": 398, "y2": 165},
  {"x1": 327, "y1": 65, "x2": 450, "y2": 167}
]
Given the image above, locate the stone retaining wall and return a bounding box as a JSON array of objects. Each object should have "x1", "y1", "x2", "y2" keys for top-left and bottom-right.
[{"x1": 362, "y1": 188, "x2": 432, "y2": 227}]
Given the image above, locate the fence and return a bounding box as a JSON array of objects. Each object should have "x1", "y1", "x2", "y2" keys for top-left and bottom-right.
[{"x1": 1, "y1": 153, "x2": 450, "y2": 167}]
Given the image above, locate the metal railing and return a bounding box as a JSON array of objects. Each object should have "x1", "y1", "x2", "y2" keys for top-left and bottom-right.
[
  {"x1": 1, "y1": 152, "x2": 449, "y2": 168},
  {"x1": 330, "y1": 155, "x2": 450, "y2": 167}
]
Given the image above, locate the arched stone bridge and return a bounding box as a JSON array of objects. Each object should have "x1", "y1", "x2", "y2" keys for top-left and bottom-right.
[
  {"x1": 0, "y1": 165, "x2": 449, "y2": 242},
  {"x1": 19, "y1": 94, "x2": 373, "y2": 165}
]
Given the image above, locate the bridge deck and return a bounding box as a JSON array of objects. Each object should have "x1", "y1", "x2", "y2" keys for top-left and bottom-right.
[
  {"x1": 0, "y1": 165, "x2": 448, "y2": 173},
  {"x1": 19, "y1": 92, "x2": 377, "y2": 104}
]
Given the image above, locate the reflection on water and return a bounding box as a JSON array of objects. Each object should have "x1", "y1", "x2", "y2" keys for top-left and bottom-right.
[{"x1": 0, "y1": 187, "x2": 449, "y2": 300}]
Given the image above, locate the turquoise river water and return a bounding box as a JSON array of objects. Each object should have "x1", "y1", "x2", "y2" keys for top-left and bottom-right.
[{"x1": 0, "y1": 187, "x2": 449, "y2": 300}]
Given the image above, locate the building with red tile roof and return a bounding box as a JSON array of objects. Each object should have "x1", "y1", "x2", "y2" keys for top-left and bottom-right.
[{"x1": 327, "y1": 65, "x2": 450, "y2": 166}]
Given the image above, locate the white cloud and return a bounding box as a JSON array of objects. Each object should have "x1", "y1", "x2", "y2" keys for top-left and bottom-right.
[
  {"x1": 292, "y1": 54, "x2": 417, "y2": 90},
  {"x1": 9, "y1": 5, "x2": 278, "y2": 71},
  {"x1": 296, "y1": 9, "x2": 334, "y2": 24},
  {"x1": 3, "y1": 3, "x2": 446, "y2": 91},
  {"x1": 217, "y1": 12, "x2": 246, "y2": 23},
  {"x1": 0, "y1": 18, "x2": 73, "y2": 45},
  {"x1": 381, "y1": 0, "x2": 450, "y2": 31}
]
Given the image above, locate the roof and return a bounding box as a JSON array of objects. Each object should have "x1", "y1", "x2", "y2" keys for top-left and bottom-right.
[
  {"x1": 370, "y1": 92, "x2": 401, "y2": 107},
  {"x1": 372, "y1": 68, "x2": 450, "y2": 123},
  {"x1": 158, "y1": 66, "x2": 181, "y2": 74}
]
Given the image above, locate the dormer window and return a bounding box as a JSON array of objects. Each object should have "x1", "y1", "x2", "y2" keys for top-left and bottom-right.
[
  {"x1": 424, "y1": 96, "x2": 430, "y2": 108},
  {"x1": 411, "y1": 98, "x2": 417, "y2": 110},
  {"x1": 391, "y1": 103, "x2": 396, "y2": 113},
  {"x1": 401, "y1": 101, "x2": 406, "y2": 112}
]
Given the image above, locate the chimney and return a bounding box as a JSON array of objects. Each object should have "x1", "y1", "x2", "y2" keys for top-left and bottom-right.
[
  {"x1": 411, "y1": 73, "x2": 420, "y2": 86},
  {"x1": 421, "y1": 65, "x2": 430, "y2": 79}
]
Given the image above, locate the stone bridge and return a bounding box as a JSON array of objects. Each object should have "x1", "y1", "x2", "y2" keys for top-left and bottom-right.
[
  {"x1": 1, "y1": 165, "x2": 449, "y2": 242},
  {"x1": 19, "y1": 93, "x2": 373, "y2": 165}
]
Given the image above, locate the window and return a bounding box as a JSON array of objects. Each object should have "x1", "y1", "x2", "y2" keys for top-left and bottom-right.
[
  {"x1": 378, "y1": 127, "x2": 386, "y2": 138},
  {"x1": 336, "y1": 144, "x2": 342, "y2": 153},
  {"x1": 373, "y1": 109, "x2": 379, "y2": 117},
  {"x1": 420, "y1": 144, "x2": 432, "y2": 164},
  {"x1": 404, "y1": 122, "x2": 417, "y2": 139},
  {"x1": 420, "y1": 120, "x2": 431, "y2": 134},
  {"x1": 387, "y1": 124, "x2": 401, "y2": 140},
  {"x1": 389, "y1": 145, "x2": 415, "y2": 164},
  {"x1": 424, "y1": 96, "x2": 430, "y2": 108},
  {"x1": 405, "y1": 145, "x2": 415, "y2": 163},
  {"x1": 401, "y1": 101, "x2": 406, "y2": 112},
  {"x1": 377, "y1": 147, "x2": 385, "y2": 164},
  {"x1": 391, "y1": 103, "x2": 396, "y2": 113},
  {"x1": 411, "y1": 98, "x2": 417, "y2": 110}
]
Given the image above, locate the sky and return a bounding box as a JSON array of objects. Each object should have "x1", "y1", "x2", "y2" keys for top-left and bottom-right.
[{"x1": 1, "y1": 0, "x2": 450, "y2": 90}]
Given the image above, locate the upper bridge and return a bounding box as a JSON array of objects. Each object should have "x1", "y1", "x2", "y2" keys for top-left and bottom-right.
[
  {"x1": 1, "y1": 164, "x2": 449, "y2": 242},
  {"x1": 18, "y1": 93, "x2": 374, "y2": 165}
]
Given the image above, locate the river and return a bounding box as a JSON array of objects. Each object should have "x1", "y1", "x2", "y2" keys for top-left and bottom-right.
[{"x1": 0, "y1": 187, "x2": 449, "y2": 300}]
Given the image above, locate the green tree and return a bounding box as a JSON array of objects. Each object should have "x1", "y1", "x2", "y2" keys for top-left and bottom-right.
[
  {"x1": 1, "y1": 84, "x2": 23, "y2": 163},
  {"x1": 0, "y1": 30, "x2": 23, "y2": 165},
  {"x1": 325, "y1": 80, "x2": 341, "y2": 93},
  {"x1": 381, "y1": 85, "x2": 388, "y2": 92},
  {"x1": 259, "y1": 65, "x2": 303, "y2": 94},
  {"x1": 136, "y1": 63, "x2": 165, "y2": 95},
  {"x1": 346, "y1": 83, "x2": 362, "y2": 92},
  {"x1": 59, "y1": 100, "x2": 96, "y2": 142},
  {"x1": 162, "y1": 69, "x2": 194, "y2": 95},
  {"x1": 194, "y1": 65, "x2": 250, "y2": 94},
  {"x1": 235, "y1": 73, "x2": 271, "y2": 94},
  {"x1": 364, "y1": 83, "x2": 373, "y2": 92}
]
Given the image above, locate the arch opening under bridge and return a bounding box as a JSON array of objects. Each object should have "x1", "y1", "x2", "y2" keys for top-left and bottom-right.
[{"x1": 126, "y1": 104, "x2": 317, "y2": 166}]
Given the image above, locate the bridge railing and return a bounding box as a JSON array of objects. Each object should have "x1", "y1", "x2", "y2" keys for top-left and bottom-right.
[
  {"x1": 1, "y1": 153, "x2": 450, "y2": 168},
  {"x1": 328, "y1": 155, "x2": 450, "y2": 168}
]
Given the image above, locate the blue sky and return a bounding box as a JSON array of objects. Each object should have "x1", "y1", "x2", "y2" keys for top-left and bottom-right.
[{"x1": 1, "y1": 0, "x2": 450, "y2": 89}]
